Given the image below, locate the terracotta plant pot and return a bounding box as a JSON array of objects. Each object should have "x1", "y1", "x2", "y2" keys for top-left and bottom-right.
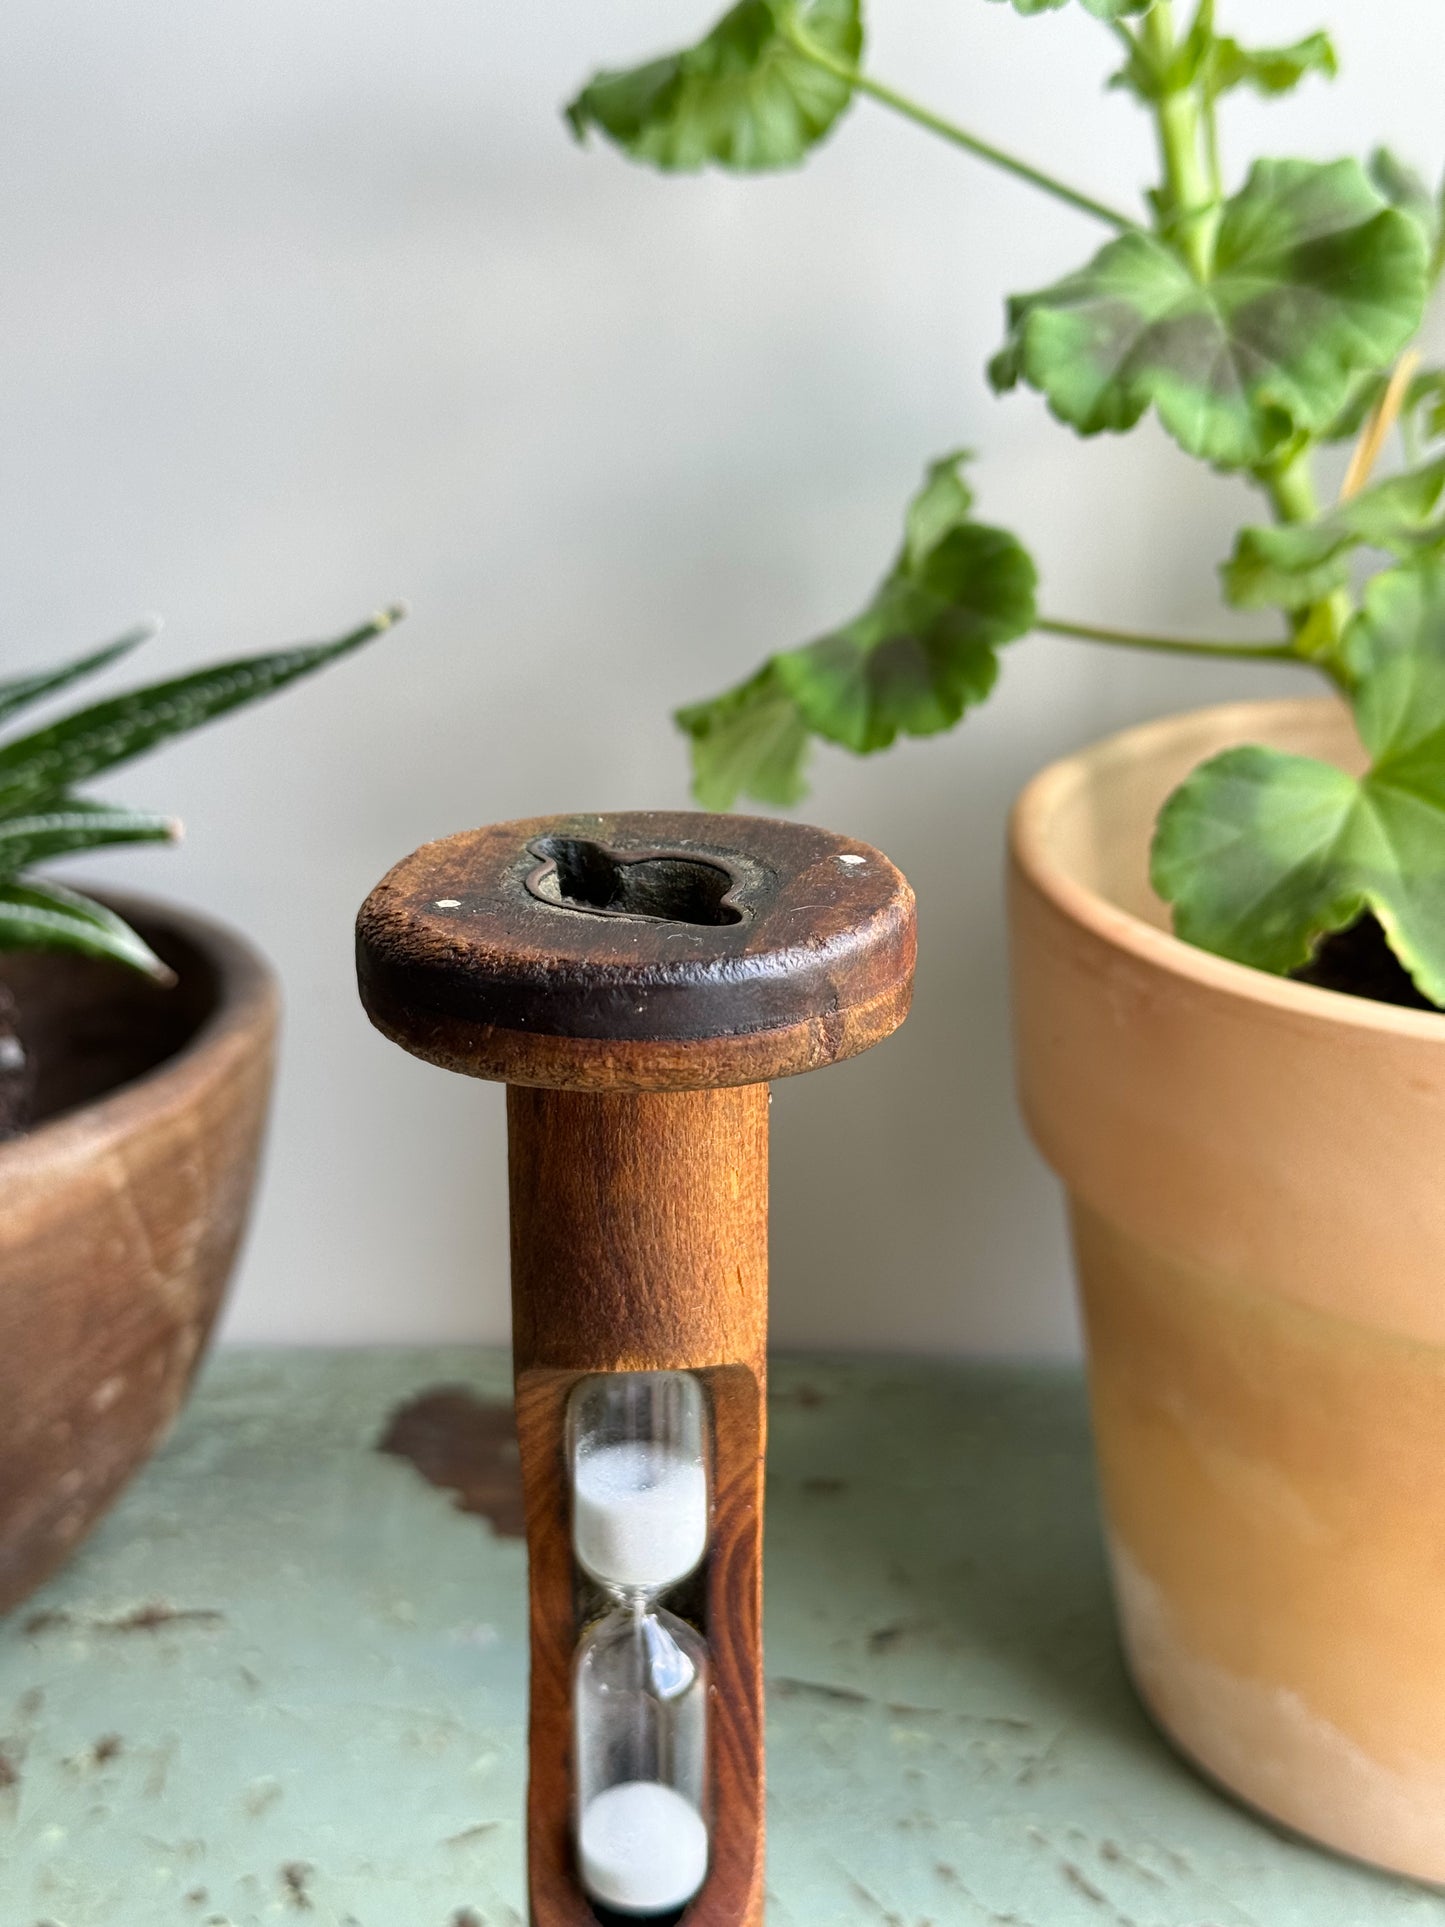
[
  {"x1": 1009, "y1": 695, "x2": 1445, "y2": 1882},
  {"x1": 0, "y1": 896, "x2": 277, "y2": 1613}
]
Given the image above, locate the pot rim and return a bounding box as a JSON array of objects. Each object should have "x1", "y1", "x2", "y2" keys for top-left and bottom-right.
[
  {"x1": 0, "y1": 889, "x2": 279, "y2": 1175},
  {"x1": 1009, "y1": 693, "x2": 1445, "y2": 1043}
]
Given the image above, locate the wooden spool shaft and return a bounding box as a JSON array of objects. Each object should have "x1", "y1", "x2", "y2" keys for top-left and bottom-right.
[{"x1": 508, "y1": 1084, "x2": 769, "y2": 1927}]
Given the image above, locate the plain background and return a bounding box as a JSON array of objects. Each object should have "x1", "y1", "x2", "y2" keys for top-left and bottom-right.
[{"x1": 1, "y1": 1, "x2": 1439, "y2": 1353}]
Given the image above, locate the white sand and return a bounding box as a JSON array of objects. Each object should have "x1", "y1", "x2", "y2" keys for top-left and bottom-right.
[
  {"x1": 579, "y1": 1779, "x2": 709, "y2": 1914},
  {"x1": 573, "y1": 1442, "x2": 707, "y2": 1590}
]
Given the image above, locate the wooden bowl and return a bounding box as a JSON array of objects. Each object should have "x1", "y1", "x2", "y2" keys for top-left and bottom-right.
[{"x1": 0, "y1": 895, "x2": 277, "y2": 1613}]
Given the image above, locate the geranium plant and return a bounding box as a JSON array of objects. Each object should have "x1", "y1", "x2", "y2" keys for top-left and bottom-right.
[{"x1": 568, "y1": 0, "x2": 1445, "y2": 1004}]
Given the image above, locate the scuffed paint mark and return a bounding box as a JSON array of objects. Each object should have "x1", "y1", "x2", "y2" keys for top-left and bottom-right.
[
  {"x1": 377, "y1": 1386, "x2": 524, "y2": 1538},
  {"x1": 23, "y1": 1602, "x2": 224, "y2": 1638},
  {"x1": 445, "y1": 1821, "x2": 500, "y2": 1848},
  {"x1": 1097, "y1": 1840, "x2": 1166, "y2": 1887},
  {"x1": 769, "y1": 1676, "x2": 870, "y2": 1707},
  {"x1": 1060, "y1": 1859, "x2": 1112, "y2": 1907},
  {"x1": 281, "y1": 1860, "x2": 314, "y2": 1910},
  {"x1": 244, "y1": 1776, "x2": 283, "y2": 1819},
  {"x1": 66, "y1": 1732, "x2": 124, "y2": 1773}
]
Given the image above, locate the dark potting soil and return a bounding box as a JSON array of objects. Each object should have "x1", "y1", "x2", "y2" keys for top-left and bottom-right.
[
  {"x1": 1291, "y1": 913, "x2": 1442, "y2": 1014},
  {"x1": 0, "y1": 981, "x2": 32, "y2": 1141}
]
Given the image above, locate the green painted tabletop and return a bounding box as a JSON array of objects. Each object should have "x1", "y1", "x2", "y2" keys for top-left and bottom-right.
[{"x1": 2, "y1": 1349, "x2": 1442, "y2": 1927}]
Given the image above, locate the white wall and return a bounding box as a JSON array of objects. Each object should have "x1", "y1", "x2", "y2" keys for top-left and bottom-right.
[{"x1": 2, "y1": 1, "x2": 1439, "y2": 1353}]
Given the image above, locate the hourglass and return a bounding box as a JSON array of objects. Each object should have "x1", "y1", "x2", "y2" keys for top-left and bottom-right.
[{"x1": 357, "y1": 812, "x2": 915, "y2": 1925}]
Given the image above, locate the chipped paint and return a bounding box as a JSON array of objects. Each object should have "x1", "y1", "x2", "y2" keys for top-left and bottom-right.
[{"x1": 0, "y1": 1349, "x2": 1439, "y2": 1925}]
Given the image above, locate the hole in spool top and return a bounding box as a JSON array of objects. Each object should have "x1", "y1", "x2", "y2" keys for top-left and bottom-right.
[{"x1": 527, "y1": 837, "x2": 744, "y2": 927}]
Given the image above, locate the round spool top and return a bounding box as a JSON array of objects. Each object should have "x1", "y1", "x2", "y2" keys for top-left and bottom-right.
[{"x1": 355, "y1": 811, "x2": 916, "y2": 1091}]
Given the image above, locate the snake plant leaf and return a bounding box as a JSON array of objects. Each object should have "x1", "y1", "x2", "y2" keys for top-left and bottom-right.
[
  {"x1": 992, "y1": 159, "x2": 1430, "y2": 471},
  {"x1": 676, "y1": 662, "x2": 812, "y2": 810},
  {"x1": 1204, "y1": 31, "x2": 1337, "y2": 98},
  {"x1": 0, "y1": 877, "x2": 172, "y2": 980},
  {"x1": 565, "y1": 0, "x2": 861, "y2": 172},
  {"x1": 1152, "y1": 563, "x2": 1445, "y2": 1002},
  {"x1": 1224, "y1": 453, "x2": 1445, "y2": 610},
  {"x1": 0, "y1": 606, "x2": 402, "y2": 819},
  {"x1": 0, "y1": 625, "x2": 150, "y2": 732},
  {"x1": 675, "y1": 453, "x2": 1036, "y2": 806},
  {"x1": 0, "y1": 801, "x2": 178, "y2": 880}
]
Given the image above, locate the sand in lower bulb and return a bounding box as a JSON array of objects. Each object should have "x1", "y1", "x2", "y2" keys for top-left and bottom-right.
[
  {"x1": 573, "y1": 1441, "x2": 708, "y2": 1591},
  {"x1": 579, "y1": 1779, "x2": 710, "y2": 1915}
]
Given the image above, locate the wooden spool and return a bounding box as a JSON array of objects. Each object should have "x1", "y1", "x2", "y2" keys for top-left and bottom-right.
[{"x1": 356, "y1": 811, "x2": 916, "y2": 1926}]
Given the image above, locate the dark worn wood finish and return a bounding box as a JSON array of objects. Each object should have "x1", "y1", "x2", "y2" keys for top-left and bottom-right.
[
  {"x1": 510, "y1": 1086, "x2": 768, "y2": 1927},
  {"x1": 0, "y1": 897, "x2": 278, "y2": 1613},
  {"x1": 356, "y1": 811, "x2": 916, "y2": 1092},
  {"x1": 357, "y1": 810, "x2": 916, "y2": 1925}
]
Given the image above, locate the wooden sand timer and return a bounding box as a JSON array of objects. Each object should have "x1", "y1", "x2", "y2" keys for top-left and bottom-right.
[{"x1": 356, "y1": 812, "x2": 915, "y2": 1925}]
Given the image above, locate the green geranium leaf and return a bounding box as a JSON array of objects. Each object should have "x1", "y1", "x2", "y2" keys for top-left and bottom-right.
[
  {"x1": 565, "y1": 0, "x2": 860, "y2": 172},
  {"x1": 1369, "y1": 148, "x2": 1440, "y2": 253},
  {"x1": 992, "y1": 158, "x2": 1429, "y2": 471},
  {"x1": 676, "y1": 453, "x2": 1036, "y2": 806},
  {"x1": 1322, "y1": 364, "x2": 1445, "y2": 447},
  {"x1": 0, "y1": 877, "x2": 172, "y2": 979},
  {"x1": 992, "y1": 0, "x2": 1154, "y2": 16},
  {"x1": 1153, "y1": 563, "x2": 1445, "y2": 1002},
  {"x1": 1224, "y1": 454, "x2": 1445, "y2": 610},
  {"x1": 676, "y1": 662, "x2": 811, "y2": 810},
  {"x1": 1205, "y1": 31, "x2": 1337, "y2": 98}
]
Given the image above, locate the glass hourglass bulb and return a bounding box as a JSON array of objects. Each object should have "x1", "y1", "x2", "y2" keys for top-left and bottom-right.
[
  {"x1": 568, "y1": 1372, "x2": 713, "y2": 1917},
  {"x1": 569, "y1": 1371, "x2": 709, "y2": 1593},
  {"x1": 574, "y1": 1598, "x2": 710, "y2": 1917}
]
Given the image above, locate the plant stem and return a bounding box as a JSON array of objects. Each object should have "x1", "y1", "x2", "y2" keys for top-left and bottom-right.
[
  {"x1": 1254, "y1": 447, "x2": 1354, "y2": 671},
  {"x1": 1258, "y1": 445, "x2": 1321, "y2": 524},
  {"x1": 1192, "y1": 0, "x2": 1224, "y2": 203},
  {"x1": 779, "y1": 16, "x2": 1140, "y2": 233},
  {"x1": 1140, "y1": 1, "x2": 1217, "y2": 277},
  {"x1": 1035, "y1": 616, "x2": 1300, "y2": 665}
]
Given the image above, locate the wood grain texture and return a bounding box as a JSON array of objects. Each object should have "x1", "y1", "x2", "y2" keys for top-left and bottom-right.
[
  {"x1": 508, "y1": 1086, "x2": 768, "y2": 1378},
  {"x1": 358, "y1": 814, "x2": 917, "y2": 1922},
  {"x1": 510, "y1": 1086, "x2": 768, "y2": 1927},
  {"x1": 356, "y1": 811, "x2": 915, "y2": 1092},
  {"x1": 0, "y1": 898, "x2": 277, "y2": 1614}
]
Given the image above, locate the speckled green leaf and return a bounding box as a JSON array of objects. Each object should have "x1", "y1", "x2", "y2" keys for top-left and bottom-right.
[
  {"x1": 0, "y1": 626, "x2": 149, "y2": 730},
  {"x1": 676, "y1": 454, "x2": 1036, "y2": 806},
  {"x1": 992, "y1": 159, "x2": 1430, "y2": 471},
  {"x1": 0, "y1": 877, "x2": 171, "y2": 978},
  {"x1": 0, "y1": 608, "x2": 401, "y2": 819},
  {"x1": 1224, "y1": 454, "x2": 1445, "y2": 610},
  {"x1": 1153, "y1": 563, "x2": 1445, "y2": 1000},
  {"x1": 0, "y1": 800, "x2": 177, "y2": 880},
  {"x1": 565, "y1": 0, "x2": 860, "y2": 172}
]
